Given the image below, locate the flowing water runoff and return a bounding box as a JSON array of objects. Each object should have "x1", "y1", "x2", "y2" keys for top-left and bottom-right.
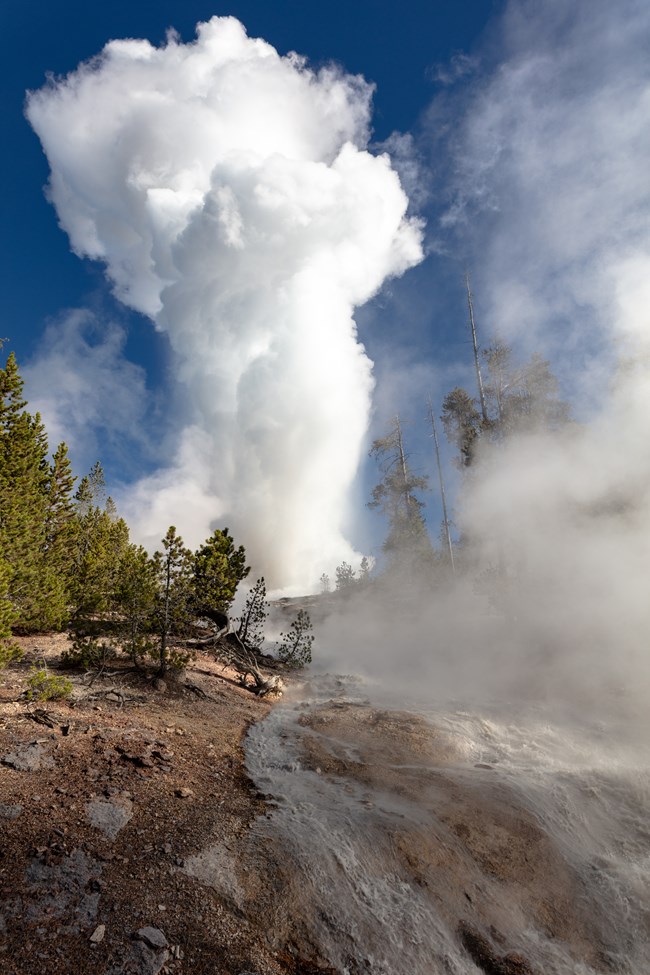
[{"x1": 245, "y1": 675, "x2": 650, "y2": 974}]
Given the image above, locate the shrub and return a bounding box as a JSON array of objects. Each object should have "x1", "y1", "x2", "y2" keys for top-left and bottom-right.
[
  {"x1": 148, "y1": 643, "x2": 194, "y2": 674},
  {"x1": 61, "y1": 633, "x2": 114, "y2": 670},
  {"x1": 0, "y1": 641, "x2": 22, "y2": 670},
  {"x1": 25, "y1": 667, "x2": 73, "y2": 702}
]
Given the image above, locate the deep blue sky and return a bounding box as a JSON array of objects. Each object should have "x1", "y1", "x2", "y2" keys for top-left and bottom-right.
[{"x1": 2, "y1": 0, "x2": 495, "y2": 365}]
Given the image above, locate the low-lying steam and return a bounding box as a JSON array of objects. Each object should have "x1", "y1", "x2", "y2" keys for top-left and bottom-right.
[
  {"x1": 315, "y1": 0, "x2": 650, "y2": 723},
  {"x1": 26, "y1": 16, "x2": 423, "y2": 590}
]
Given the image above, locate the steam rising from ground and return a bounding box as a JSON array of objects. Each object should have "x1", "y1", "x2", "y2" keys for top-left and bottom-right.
[
  {"x1": 444, "y1": 0, "x2": 650, "y2": 717},
  {"x1": 317, "y1": 0, "x2": 650, "y2": 720},
  {"x1": 27, "y1": 16, "x2": 422, "y2": 590}
]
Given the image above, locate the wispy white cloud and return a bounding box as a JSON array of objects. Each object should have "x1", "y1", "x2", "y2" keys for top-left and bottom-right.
[
  {"x1": 22, "y1": 309, "x2": 149, "y2": 472},
  {"x1": 434, "y1": 0, "x2": 650, "y2": 374},
  {"x1": 372, "y1": 131, "x2": 430, "y2": 211},
  {"x1": 318, "y1": 0, "x2": 650, "y2": 720},
  {"x1": 427, "y1": 51, "x2": 479, "y2": 87},
  {"x1": 405, "y1": 0, "x2": 650, "y2": 712}
]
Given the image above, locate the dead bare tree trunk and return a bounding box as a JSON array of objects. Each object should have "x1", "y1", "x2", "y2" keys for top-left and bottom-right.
[
  {"x1": 465, "y1": 271, "x2": 489, "y2": 425},
  {"x1": 465, "y1": 274, "x2": 507, "y2": 582},
  {"x1": 187, "y1": 609, "x2": 285, "y2": 697},
  {"x1": 427, "y1": 397, "x2": 455, "y2": 575}
]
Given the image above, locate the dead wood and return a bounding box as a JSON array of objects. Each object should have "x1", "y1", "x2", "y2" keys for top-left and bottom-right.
[
  {"x1": 192, "y1": 609, "x2": 285, "y2": 698},
  {"x1": 183, "y1": 681, "x2": 212, "y2": 700},
  {"x1": 25, "y1": 709, "x2": 58, "y2": 729}
]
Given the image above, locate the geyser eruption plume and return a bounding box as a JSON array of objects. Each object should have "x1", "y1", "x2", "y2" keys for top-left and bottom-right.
[{"x1": 26, "y1": 16, "x2": 423, "y2": 590}]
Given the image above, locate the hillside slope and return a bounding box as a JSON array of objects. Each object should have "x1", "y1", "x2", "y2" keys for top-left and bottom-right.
[{"x1": 0, "y1": 638, "x2": 331, "y2": 975}]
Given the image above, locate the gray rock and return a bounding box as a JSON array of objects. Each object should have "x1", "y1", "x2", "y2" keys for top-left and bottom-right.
[
  {"x1": 105, "y1": 941, "x2": 170, "y2": 975},
  {"x1": 182, "y1": 844, "x2": 244, "y2": 907},
  {"x1": 2, "y1": 742, "x2": 54, "y2": 771},
  {"x1": 0, "y1": 803, "x2": 23, "y2": 819},
  {"x1": 87, "y1": 797, "x2": 133, "y2": 840},
  {"x1": 136, "y1": 926, "x2": 168, "y2": 949},
  {"x1": 21, "y1": 849, "x2": 102, "y2": 935}
]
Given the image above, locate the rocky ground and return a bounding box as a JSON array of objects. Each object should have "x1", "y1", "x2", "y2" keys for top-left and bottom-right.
[
  {"x1": 0, "y1": 635, "x2": 332, "y2": 975},
  {"x1": 2, "y1": 637, "x2": 632, "y2": 975}
]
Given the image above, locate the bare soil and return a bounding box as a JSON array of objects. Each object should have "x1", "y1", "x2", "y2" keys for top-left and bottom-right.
[{"x1": 0, "y1": 635, "x2": 328, "y2": 975}]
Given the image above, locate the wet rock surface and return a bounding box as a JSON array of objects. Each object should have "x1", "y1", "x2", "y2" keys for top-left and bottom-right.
[{"x1": 245, "y1": 698, "x2": 639, "y2": 974}]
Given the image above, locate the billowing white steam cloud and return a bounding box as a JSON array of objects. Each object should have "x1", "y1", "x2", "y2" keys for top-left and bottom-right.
[
  {"x1": 27, "y1": 16, "x2": 422, "y2": 590},
  {"x1": 314, "y1": 0, "x2": 650, "y2": 719},
  {"x1": 443, "y1": 0, "x2": 650, "y2": 704}
]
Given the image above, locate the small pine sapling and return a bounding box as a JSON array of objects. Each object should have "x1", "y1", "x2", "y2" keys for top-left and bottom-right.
[
  {"x1": 237, "y1": 577, "x2": 269, "y2": 649},
  {"x1": 335, "y1": 562, "x2": 356, "y2": 590},
  {"x1": 277, "y1": 610, "x2": 314, "y2": 668},
  {"x1": 61, "y1": 631, "x2": 113, "y2": 671},
  {"x1": 25, "y1": 666, "x2": 73, "y2": 701}
]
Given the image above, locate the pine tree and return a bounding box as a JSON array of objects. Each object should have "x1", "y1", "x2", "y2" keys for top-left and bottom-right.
[
  {"x1": 71, "y1": 463, "x2": 129, "y2": 620},
  {"x1": 442, "y1": 341, "x2": 570, "y2": 468},
  {"x1": 40, "y1": 442, "x2": 76, "y2": 629},
  {"x1": 441, "y1": 388, "x2": 482, "y2": 468},
  {"x1": 237, "y1": 577, "x2": 269, "y2": 649},
  {"x1": 277, "y1": 610, "x2": 314, "y2": 668},
  {"x1": 115, "y1": 544, "x2": 157, "y2": 664},
  {"x1": 0, "y1": 353, "x2": 52, "y2": 630},
  {"x1": 335, "y1": 561, "x2": 356, "y2": 590},
  {"x1": 152, "y1": 526, "x2": 193, "y2": 675},
  {"x1": 359, "y1": 556, "x2": 372, "y2": 584},
  {"x1": 0, "y1": 548, "x2": 20, "y2": 668},
  {"x1": 192, "y1": 528, "x2": 249, "y2": 614},
  {"x1": 0, "y1": 352, "x2": 26, "y2": 429}
]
